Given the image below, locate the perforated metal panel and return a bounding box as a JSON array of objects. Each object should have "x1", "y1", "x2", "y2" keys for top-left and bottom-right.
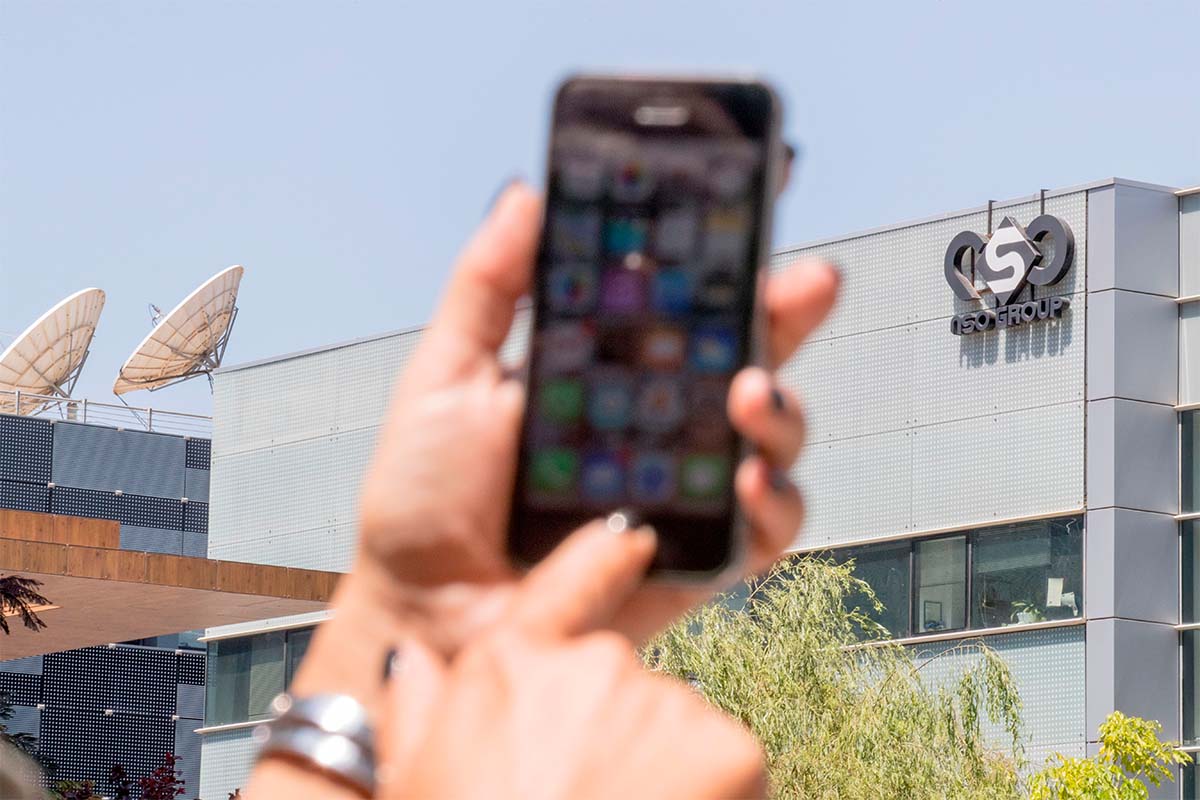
[
  {"x1": 775, "y1": 191, "x2": 1088, "y2": 547},
  {"x1": 51, "y1": 485, "x2": 119, "y2": 520},
  {"x1": 35, "y1": 645, "x2": 186, "y2": 794},
  {"x1": 0, "y1": 655, "x2": 43, "y2": 675},
  {"x1": 209, "y1": 426, "x2": 376, "y2": 572},
  {"x1": 0, "y1": 414, "x2": 53, "y2": 483},
  {"x1": 178, "y1": 650, "x2": 206, "y2": 686},
  {"x1": 120, "y1": 524, "x2": 183, "y2": 554},
  {"x1": 175, "y1": 717, "x2": 203, "y2": 795},
  {"x1": 0, "y1": 670, "x2": 41, "y2": 705},
  {"x1": 184, "y1": 501, "x2": 209, "y2": 534},
  {"x1": 185, "y1": 437, "x2": 211, "y2": 470},
  {"x1": 0, "y1": 479, "x2": 50, "y2": 513},
  {"x1": 52, "y1": 422, "x2": 187, "y2": 498},
  {"x1": 910, "y1": 402, "x2": 1084, "y2": 531},
  {"x1": 184, "y1": 467, "x2": 210, "y2": 502},
  {"x1": 907, "y1": 625, "x2": 1085, "y2": 759},
  {"x1": 182, "y1": 532, "x2": 208, "y2": 558},
  {"x1": 176, "y1": 683, "x2": 205, "y2": 720},
  {"x1": 3, "y1": 704, "x2": 40, "y2": 738},
  {"x1": 199, "y1": 726, "x2": 258, "y2": 800},
  {"x1": 118, "y1": 494, "x2": 185, "y2": 530}
]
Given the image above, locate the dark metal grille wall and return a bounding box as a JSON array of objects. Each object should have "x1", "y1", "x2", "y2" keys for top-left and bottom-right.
[
  {"x1": 0, "y1": 414, "x2": 212, "y2": 795},
  {"x1": 0, "y1": 414, "x2": 211, "y2": 552},
  {"x1": 0, "y1": 648, "x2": 207, "y2": 795}
]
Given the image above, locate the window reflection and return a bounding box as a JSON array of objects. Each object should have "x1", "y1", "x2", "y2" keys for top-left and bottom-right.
[
  {"x1": 836, "y1": 543, "x2": 910, "y2": 639},
  {"x1": 971, "y1": 518, "x2": 1082, "y2": 629},
  {"x1": 915, "y1": 537, "x2": 967, "y2": 633}
]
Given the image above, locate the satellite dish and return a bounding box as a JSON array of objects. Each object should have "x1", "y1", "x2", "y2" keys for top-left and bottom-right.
[
  {"x1": 0, "y1": 288, "x2": 106, "y2": 414},
  {"x1": 113, "y1": 265, "x2": 245, "y2": 395}
]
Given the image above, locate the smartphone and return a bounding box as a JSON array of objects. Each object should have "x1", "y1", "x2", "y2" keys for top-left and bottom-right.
[{"x1": 509, "y1": 74, "x2": 782, "y2": 578}]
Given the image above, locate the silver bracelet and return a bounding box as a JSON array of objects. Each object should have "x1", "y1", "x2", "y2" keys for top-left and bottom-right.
[{"x1": 253, "y1": 693, "x2": 377, "y2": 796}]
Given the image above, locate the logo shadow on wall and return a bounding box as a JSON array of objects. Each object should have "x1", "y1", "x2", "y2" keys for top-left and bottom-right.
[{"x1": 944, "y1": 214, "x2": 1077, "y2": 369}]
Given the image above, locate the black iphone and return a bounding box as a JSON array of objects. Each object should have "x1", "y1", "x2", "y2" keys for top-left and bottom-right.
[{"x1": 509, "y1": 74, "x2": 782, "y2": 578}]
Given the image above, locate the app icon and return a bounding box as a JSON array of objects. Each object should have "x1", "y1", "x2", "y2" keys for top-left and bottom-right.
[
  {"x1": 696, "y1": 265, "x2": 740, "y2": 309},
  {"x1": 588, "y1": 369, "x2": 634, "y2": 431},
  {"x1": 538, "y1": 321, "x2": 595, "y2": 374},
  {"x1": 690, "y1": 327, "x2": 737, "y2": 373},
  {"x1": 599, "y1": 268, "x2": 647, "y2": 314},
  {"x1": 604, "y1": 216, "x2": 650, "y2": 257},
  {"x1": 558, "y1": 153, "x2": 605, "y2": 200},
  {"x1": 596, "y1": 326, "x2": 637, "y2": 363},
  {"x1": 703, "y1": 205, "x2": 750, "y2": 262},
  {"x1": 547, "y1": 263, "x2": 598, "y2": 314},
  {"x1": 680, "y1": 454, "x2": 729, "y2": 500},
  {"x1": 581, "y1": 450, "x2": 625, "y2": 503},
  {"x1": 639, "y1": 325, "x2": 686, "y2": 370},
  {"x1": 654, "y1": 206, "x2": 699, "y2": 262},
  {"x1": 652, "y1": 266, "x2": 692, "y2": 314},
  {"x1": 550, "y1": 209, "x2": 602, "y2": 261},
  {"x1": 709, "y1": 155, "x2": 752, "y2": 199},
  {"x1": 689, "y1": 377, "x2": 732, "y2": 447},
  {"x1": 656, "y1": 151, "x2": 705, "y2": 198},
  {"x1": 634, "y1": 376, "x2": 686, "y2": 434},
  {"x1": 539, "y1": 378, "x2": 584, "y2": 424},
  {"x1": 610, "y1": 159, "x2": 654, "y2": 203},
  {"x1": 529, "y1": 448, "x2": 578, "y2": 494},
  {"x1": 630, "y1": 451, "x2": 676, "y2": 504}
]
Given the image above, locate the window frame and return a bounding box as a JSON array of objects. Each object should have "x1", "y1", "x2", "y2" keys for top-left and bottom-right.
[
  {"x1": 826, "y1": 514, "x2": 1083, "y2": 641},
  {"x1": 204, "y1": 625, "x2": 317, "y2": 727}
]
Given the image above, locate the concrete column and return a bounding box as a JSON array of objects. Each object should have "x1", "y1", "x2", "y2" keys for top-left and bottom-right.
[{"x1": 1084, "y1": 181, "x2": 1181, "y2": 743}]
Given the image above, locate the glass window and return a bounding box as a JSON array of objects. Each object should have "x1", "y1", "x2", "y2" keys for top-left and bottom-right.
[
  {"x1": 205, "y1": 627, "x2": 319, "y2": 726},
  {"x1": 914, "y1": 537, "x2": 966, "y2": 634},
  {"x1": 1185, "y1": 522, "x2": 1200, "y2": 624},
  {"x1": 1182, "y1": 762, "x2": 1197, "y2": 800},
  {"x1": 205, "y1": 631, "x2": 285, "y2": 727},
  {"x1": 835, "y1": 543, "x2": 910, "y2": 639},
  {"x1": 971, "y1": 517, "x2": 1083, "y2": 629},
  {"x1": 285, "y1": 627, "x2": 314, "y2": 686},
  {"x1": 1185, "y1": 412, "x2": 1200, "y2": 514},
  {"x1": 1185, "y1": 631, "x2": 1200, "y2": 745}
]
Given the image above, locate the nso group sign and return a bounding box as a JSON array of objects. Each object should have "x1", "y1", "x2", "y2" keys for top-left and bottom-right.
[{"x1": 944, "y1": 214, "x2": 1075, "y2": 336}]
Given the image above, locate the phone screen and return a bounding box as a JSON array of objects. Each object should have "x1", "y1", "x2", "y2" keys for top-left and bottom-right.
[{"x1": 510, "y1": 77, "x2": 778, "y2": 575}]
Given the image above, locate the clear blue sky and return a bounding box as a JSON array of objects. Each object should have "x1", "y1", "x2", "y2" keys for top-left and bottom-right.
[{"x1": 2, "y1": 1, "x2": 1198, "y2": 416}]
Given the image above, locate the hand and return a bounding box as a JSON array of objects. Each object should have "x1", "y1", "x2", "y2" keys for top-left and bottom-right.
[
  {"x1": 348, "y1": 182, "x2": 840, "y2": 653},
  {"x1": 379, "y1": 520, "x2": 767, "y2": 800}
]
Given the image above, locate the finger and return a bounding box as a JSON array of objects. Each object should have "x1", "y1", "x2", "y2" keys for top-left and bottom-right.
[
  {"x1": 427, "y1": 182, "x2": 543, "y2": 366},
  {"x1": 376, "y1": 638, "x2": 448, "y2": 796},
  {"x1": 765, "y1": 259, "x2": 840, "y2": 368},
  {"x1": 644, "y1": 674, "x2": 768, "y2": 799},
  {"x1": 727, "y1": 367, "x2": 805, "y2": 468},
  {"x1": 605, "y1": 461, "x2": 802, "y2": 645},
  {"x1": 736, "y1": 455, "x2": 804, "y2": 575},
  {"x1": 509, "y1": 513, "x2": 656, "y2": 640}
]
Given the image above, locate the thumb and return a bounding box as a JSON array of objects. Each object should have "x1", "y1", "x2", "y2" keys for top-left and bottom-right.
[
  {"x1": 376, "y1": 637, "x2": 448, "y2": 797},
  {"x1": 508, "y1": 511, "x2": 657, "y2": 640}
]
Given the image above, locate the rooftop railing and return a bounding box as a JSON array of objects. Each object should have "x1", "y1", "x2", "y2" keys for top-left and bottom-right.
[{"x1": 0, "y1": 389, "x2": 212, "y2": 438}]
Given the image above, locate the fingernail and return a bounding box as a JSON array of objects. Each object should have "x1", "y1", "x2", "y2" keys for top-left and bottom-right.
[
  {"x1": 768, "y1": 469, "x2": 790, "y2": 493},
  {"x1": 605, "y1": 508, "x2": 644, "y2": 534},
  {"x1": 382, "y1": 646, "x2": 402, "y2": 682},
  {"x1": 484, "y1": 175, "x2": 523, "y2": 217},
  {"x1": 770, "y1": 387, "x2": 786, "y2": 414}
]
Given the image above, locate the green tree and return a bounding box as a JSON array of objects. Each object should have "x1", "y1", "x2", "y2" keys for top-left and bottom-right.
[
  {"x1": 1029, "y1": 711, "x2": 1191, "y2": 800},
  {"x1": 645, "y1": 557, "x2": 1025, "y2": 800},
  {"x1": 0, "y1": 574, "x2": 51, "y2": 635}
]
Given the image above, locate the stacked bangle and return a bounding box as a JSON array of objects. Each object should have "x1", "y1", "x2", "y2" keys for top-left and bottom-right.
[{"x1": 253, "y1": 693, "x2": 377, "y2": 796}]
